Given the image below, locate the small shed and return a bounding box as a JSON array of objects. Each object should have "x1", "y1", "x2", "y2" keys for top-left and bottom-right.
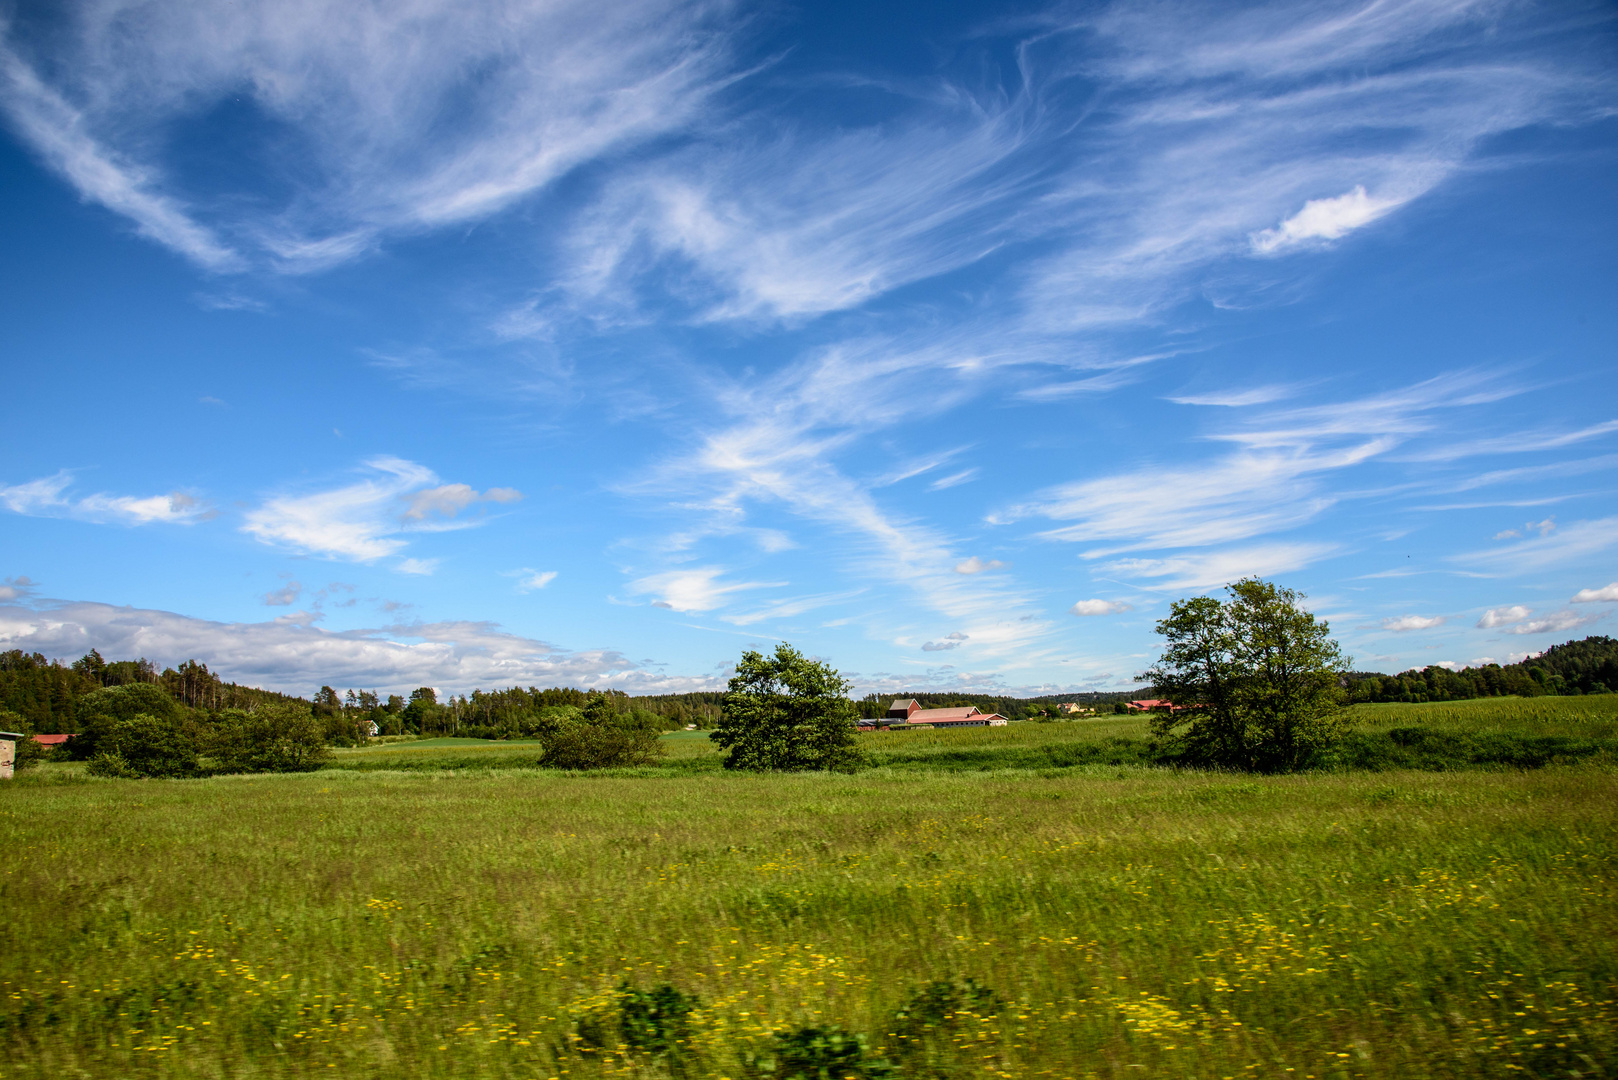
[{"x1": 0, "y1": 731, "x2": 25, "y2": 780}]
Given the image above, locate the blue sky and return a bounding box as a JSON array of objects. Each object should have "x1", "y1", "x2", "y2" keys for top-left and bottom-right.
[{"x1": 1, "y1": 0, "x2": 1615, "y2": 697}]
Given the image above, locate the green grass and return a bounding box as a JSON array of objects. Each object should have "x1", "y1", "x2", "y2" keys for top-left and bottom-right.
[{"x1": 4, "y1": 698, "x2": 1616, "y2": 1078}]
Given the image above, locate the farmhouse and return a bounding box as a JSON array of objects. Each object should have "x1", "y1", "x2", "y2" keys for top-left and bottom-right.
[{"x1": 884, "y1": 700, "x2": 1007, "y2": 728}]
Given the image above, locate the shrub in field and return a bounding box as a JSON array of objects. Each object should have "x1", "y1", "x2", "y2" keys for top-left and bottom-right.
[
  {"x1": 84, "y1": 712, "x2": 200, "y2": 778},
  {"x1": 616, "y1": 982, "x2": 699, "y2": 1054},
  {"x1": 759, "y1": 1026, "x2": 891, "y2": 1080},
  {"x1": 540, "y1": 693, "x2": 661, "y2": 769},
  {"x1": 209, "y1": 704, "x2": 331, "y2": 773},
  {"x1": 68, "y1": 682, "x2": 185, "y2": 760},
  {"x1": 711, "y1": 643, "x2": 863, "y2": 771},
  {"x1": 1141, "y1": 576, "x2": 1349, "y2": 772}
]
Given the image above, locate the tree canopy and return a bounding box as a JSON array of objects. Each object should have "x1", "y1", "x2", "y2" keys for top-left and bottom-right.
[
  {"x1": 1141, "y1": 577, "x2": 1350, "y2": 772},
  {"x1": 711, "y1": 644, "x2": 862, "y2": 771}
]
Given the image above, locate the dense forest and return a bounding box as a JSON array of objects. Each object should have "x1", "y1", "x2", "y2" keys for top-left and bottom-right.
[{"x1": 0, "y1": 650, "x2": 301, "y2": 733}]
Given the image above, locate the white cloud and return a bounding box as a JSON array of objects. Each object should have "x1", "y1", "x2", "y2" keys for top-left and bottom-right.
[
  {"x1": 929, "y1": 469, "x2": 979, "y2": 491},
  {"x1": 1251, "y1": 186, "x2": 1405, "y2": 254},
  {"x1": 1477, "y1": 605, "x2": 1531, "y2": 629},
  {"x1": 1167, "y1": 385, "x2": 1299, "y2": 407},
  {"x1": 627, "y1": 566, "x2": 782, "y2": 613},
  {"x1": 0, "y1": 471, "x2": 212, "y2": 525},
  {"x1": 1070, "y1": 599, "x2": 1133, "y2": 616},
  {"x1": 954, "y1": 557, "x2": 1005, "y2": 575},
  {"x1": 0, "y1": 43, "x2": 240, "y2": 269},
  {"x1": 395, "y1": 559, "x2": 440, "y2": 577},
  {"x1": 1572, "y1": 583, "x2": 1618, "y2": 603},
  {"x1": 1509, "y1": 611, "x2": 1596, "y2": 637},
  {"x1": 1380, "y1": 615, "x2": 1446, "y2": 632},
  {"x1": 922, "y1": 632, "x2": 969, "y2": 652},
  {"x1": 508, "y1": 569, "x2": 559, "y2": 593},
  {"x1": 0, "y1": 595, "x2": 712, "y2": 695},
  {"x1": 0, "y1": 0, "x2": 737, "y2": 271},
  {"x1": 241, "y1": 457, "x2": 517, "y2": 567}
]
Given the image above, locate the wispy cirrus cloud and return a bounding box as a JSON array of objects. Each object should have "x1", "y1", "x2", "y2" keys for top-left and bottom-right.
[
  {"x1": 0, "y1": 0, "x2": 739, "y2": 271},
  {"x1": 1454, "y1": 517, "x2": 1618, "y2": 576},
  {"x1": 241, "y1": 457, "x2": 520, "y2": 570},
  {"x1": 0, "y1": 470, "x2": 213, "y2": 525},
  {"x1": 506, "y1": 569, "x2": 558, "y2": 593}
]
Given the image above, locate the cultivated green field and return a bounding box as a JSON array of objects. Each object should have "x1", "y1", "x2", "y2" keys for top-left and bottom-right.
[{"x1": 3, "y1": 698, "x2": 1615, "y2": 1079}]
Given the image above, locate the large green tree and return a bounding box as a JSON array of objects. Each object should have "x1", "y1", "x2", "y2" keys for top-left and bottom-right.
[
  {"x1": 1140, "y1": 577, "x2": 1350, "y2": 772},
  {"x1": 711, "y1": 644, "x2": 862, "y2": 771}
]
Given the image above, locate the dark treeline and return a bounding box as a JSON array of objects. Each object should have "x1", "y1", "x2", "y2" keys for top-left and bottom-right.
[
  {"x1": 1345, "y1": 636, "x2": 1618, "y2": 703},
  {"x1": 0, "y1": 649, "x2": 300, "y2": 733}
]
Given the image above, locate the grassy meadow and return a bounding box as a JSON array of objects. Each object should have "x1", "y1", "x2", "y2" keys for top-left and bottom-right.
[{"x1": 3, "y1": 697, "x2": 1616, "y2": 1079}]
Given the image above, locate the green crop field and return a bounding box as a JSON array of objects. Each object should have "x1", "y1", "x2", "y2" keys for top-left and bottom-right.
[{"x1": 4, "y1": 697, "x2": 1616, "y2": 1079}]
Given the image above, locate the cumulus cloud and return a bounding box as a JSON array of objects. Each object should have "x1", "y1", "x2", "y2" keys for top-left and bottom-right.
[
  {"x1": 1250, "y1": 186, "x2": 1405, "y2": 254},
  {"x1": 1573, "y1": 583, "x2": 1618, "y2": 603},
  {"x1": 954, "y1": 557, "x2": 1006, "y2": 575},
  {"x1": 1477, "y1": 605, "x2": 1531, "y2": 629},
  {"x1": 1509, "y1": 611, "x2": 1596, "y2": 636},
  {"x1": 1070, "y1": 599, "x2": 1133, "y2": 616},
  {"x1": 241, "y1": 457, "x2": 519, "y2": 569},
  {"x1": 1381, "y1": 615, "x2": 1446, "y2": 632},
  {"x1": 921, "y1": 632, "x2": 969, "y2": 652},
  {"x1": 0, "y1": 595, "x2": 712, "y2": 695},
  {"x1": 264, "y1": 581, "x2": 303, "y2": 607},
  {"x1": 0, "y1": 471, "x2": 213, "y2": 525},
  {"x1": 0, "y1": 576, "x2": 38, "y2": 603},
  {"x1": 403, "y1": 484, "x2": 523, "y2": 523}
]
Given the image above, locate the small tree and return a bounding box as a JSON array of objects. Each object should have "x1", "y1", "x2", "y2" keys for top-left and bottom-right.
[
  {"x1": 1140, "y1": 577, "x2": 1349, "y2": 772},
  {"x1": 711, "y1": 644, "x2": 862, "y2": 771}
]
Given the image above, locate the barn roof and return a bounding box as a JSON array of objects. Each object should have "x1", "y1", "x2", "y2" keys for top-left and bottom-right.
[{"x1": 908, "y1": 706, "x2": 982, "y2": 722}]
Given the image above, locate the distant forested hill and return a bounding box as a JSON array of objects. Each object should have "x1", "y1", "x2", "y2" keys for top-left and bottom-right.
[{"x1": 1344, "y1": 635, "x2": 1617, "y2": 703}]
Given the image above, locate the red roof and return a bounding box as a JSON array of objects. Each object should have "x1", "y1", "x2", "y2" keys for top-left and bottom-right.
[
  {"x1": 31, "y1": 733, "x2": 75, "y2": 745},
  {"x1": 908, "y1": 706, "x2": 981, "y2": 722}
]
